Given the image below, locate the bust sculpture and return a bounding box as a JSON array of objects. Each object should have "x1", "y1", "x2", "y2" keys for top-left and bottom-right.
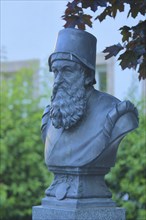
[{"x1": 41, "y1": 28, "x2": 139, "y2": 207}]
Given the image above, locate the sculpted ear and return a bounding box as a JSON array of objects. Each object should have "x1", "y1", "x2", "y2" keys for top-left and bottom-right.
[
  {"x1": 85, "y1": 74, "x2": 92, "y2": 86},
  {"x1": 84, "y1": 69, "x2": 95, "y2": 86}
]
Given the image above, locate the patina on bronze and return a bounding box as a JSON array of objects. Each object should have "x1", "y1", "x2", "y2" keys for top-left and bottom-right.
[{"x1": 41, "y1": 28, "x2": 139, "y2": 209}]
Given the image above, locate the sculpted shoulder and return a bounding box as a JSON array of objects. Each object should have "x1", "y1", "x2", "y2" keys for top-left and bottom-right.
[
  {"x1": 93, "y1": 89, "x2": 120, "y2": 107},
  {"x1": 87, "y1": 89, "x2": 120, "y2": 121},
  {"x1": 89, "y1": 88, "x2": 139, "y2": 144}
]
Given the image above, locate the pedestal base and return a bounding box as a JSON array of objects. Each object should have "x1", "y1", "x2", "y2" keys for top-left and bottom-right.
[
  {"x1": 32, "y1": 197, "x2": 125, "y2": 220},
  {"x1": 32, "y1": 206, "x2": 125, "y2": 220}
]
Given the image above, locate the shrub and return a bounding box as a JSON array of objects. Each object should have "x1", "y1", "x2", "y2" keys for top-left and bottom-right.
[
  {"x1": 106, "y1": 100, "x2": 146, "y2": 220},
  {"x1": 0, "y1": 69, "x2": 52, "y2": 220}
]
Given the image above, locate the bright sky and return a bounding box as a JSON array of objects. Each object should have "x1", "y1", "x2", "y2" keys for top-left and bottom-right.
[{"x1": 1, "y1": 0, "x2": 144, "y2": 99}]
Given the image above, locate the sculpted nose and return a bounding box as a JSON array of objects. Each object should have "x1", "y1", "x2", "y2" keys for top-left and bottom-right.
[{"x1": 54, "y1": 71, "x2": 62, "y2": 84}]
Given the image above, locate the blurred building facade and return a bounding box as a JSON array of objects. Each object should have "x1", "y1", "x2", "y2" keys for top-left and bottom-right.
[
  {"x1": 95, "y1": 53, "x2": 115, "y2": 95},
  {"x1": 95, "y1": 53, "x2": 145, "y2": 101},
  {"x1": 1, "y1": 55, "x2": 145, "y2": 101},
  {"x1": 1, "y1": 59, "x2": 40, "y2": 97}
]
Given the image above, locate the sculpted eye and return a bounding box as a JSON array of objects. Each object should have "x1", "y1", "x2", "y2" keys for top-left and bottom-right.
[
  {"x1": 66, "y1": 67, "x2": 71, "y2": 71},
  {"x1": 63, "y1": 67, "x2": 72, "y2": 73},
  {"x1": 52, "y1": 69, "x2": 58, "y2": 76}
]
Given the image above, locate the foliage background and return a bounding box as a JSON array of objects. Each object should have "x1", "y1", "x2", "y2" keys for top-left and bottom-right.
[
  {"x1": 0, "y1": 69, "x2": 53, "y2": 220},
  {"x1": 106, "y1": 99, "x2": 146, "y2": 220},
  {"x1": 0, "y1": 68, "x2": 145, "y2": 220}
]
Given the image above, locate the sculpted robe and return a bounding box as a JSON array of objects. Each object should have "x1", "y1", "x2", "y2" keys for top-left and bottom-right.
[{"x1": 41, "y1": 88, "x2": 138, "y2": 169}]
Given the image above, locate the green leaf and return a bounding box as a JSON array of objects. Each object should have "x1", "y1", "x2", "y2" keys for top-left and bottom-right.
[
  {"x1": 103, "y1": 43, "x2": 124, "y2": 59},
  {"x1": 119, "y1": 26, "x2": 131, "y2": 42},
  {"x1": 118, "y1": 50, "x2": 138, "y2": 70},
  {"x1": 138, "y1": 58, "x2": 146, "y2": 80},
  {"x1": 63, "y1": 16, "x2": 79, "y2": 28},
  {"x1": 95, "y1": 6, "x2": 112, "y2": 21},
  {"x1": 81, "y1": 14, "x2": 92, "y2": 27},
  {"x1": 82, "y1": 0, "x2": 107, "y2": 12}
]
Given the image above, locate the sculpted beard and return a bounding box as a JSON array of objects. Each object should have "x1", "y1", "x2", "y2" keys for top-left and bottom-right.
[{"x1": 50, "y1": 74, "x2": 87, "y2": 129}]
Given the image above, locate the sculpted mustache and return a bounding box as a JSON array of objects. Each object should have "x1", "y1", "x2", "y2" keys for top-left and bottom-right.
[
  {"x1": 52, "y1": 80, "x2": 73, "y2": 99},
  {"x1": 53, "y1": 79, "x2": 71, "y2": 89}
]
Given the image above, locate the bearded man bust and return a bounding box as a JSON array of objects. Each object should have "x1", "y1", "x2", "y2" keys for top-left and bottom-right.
[{"x1": 41, "y1": 28, "x2": 138, "y2": 205}]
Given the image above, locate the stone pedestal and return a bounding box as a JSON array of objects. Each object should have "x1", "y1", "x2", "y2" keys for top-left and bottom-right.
[{"x1": 32, "y1": 197, "x2": 126, "y2": 220}]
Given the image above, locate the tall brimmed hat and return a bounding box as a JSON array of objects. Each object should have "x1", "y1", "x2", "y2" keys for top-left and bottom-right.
[{"x1": 48, "y1": 28, "x2": 97, "y2": 72}]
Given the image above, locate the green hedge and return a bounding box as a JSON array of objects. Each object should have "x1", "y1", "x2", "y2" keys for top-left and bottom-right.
[
  {"x1": 106, "y1": 101, "x2": 146, "y2": 220},
  {"x1": 0, "y1": 69, "x2": 52, "y2": 220}
]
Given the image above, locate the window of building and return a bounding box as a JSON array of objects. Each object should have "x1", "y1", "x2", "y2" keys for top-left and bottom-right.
[
  {"x1": 94, "y1": 53, "x2": 114, "y2": 95},
  {"x1": 98, "y1": 71, "x2": 107, "y2": 92}
]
